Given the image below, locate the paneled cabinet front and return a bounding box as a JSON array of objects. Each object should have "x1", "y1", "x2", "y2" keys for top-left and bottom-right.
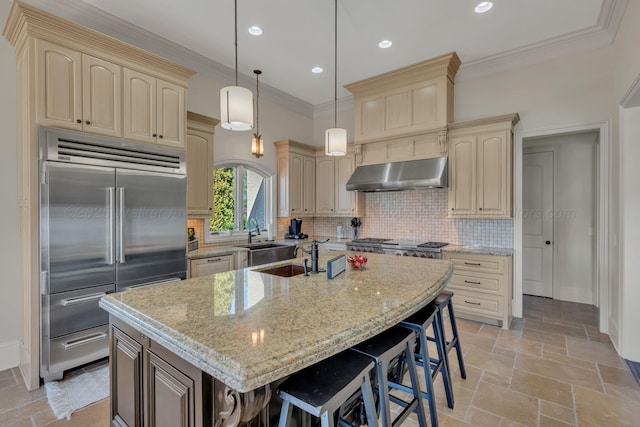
[
  {"x1": 189, "y1": 255, "x2": 235, "y2": 278},
  {"x1": 448, "y1": 114, "x2": 519, "y2": 219},
  {"x1": 316, "y1": 154, "x2": 365, "y2": 216},
  {"x1": 109, "y1": 319, "x2": 212, "y2": 427},
  {"x1": 123, "y1": 69, "x2": 186, "y2": 148},
  {"x1": 36, "y1": 40, "x2": 122, "y2": 137},
  {"x1": 186, "y1": 112, "x2": 218, "y2": 217},
  {"x1": 275, "y1": 140, "x2": 316, "y2": 217}
]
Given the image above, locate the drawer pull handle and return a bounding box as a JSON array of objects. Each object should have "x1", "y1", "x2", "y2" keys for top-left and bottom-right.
[
  {"x1": 464, "y1": 300, "x2": 481, "y2": 306},
  {"x1": 61, "y1": 332, "x2": 107, "y2": 350},
  {"x1": 207, "y1": 258, "x2": 222, "y2": 262},
  {"x1": 61, "y1": 292, "x2": 107, "y2": 306},
  {"x1": 464, "y1": 280, "x2": 481, "y2": 285},
  {"x1": 125, "y1": 278, "x2": 181, "y2": 291},
  {"x1": 464, "y1": 262, "x2": 481, "y2": 266}
]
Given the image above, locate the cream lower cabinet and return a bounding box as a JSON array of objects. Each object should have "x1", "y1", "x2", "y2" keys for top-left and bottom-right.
[
  {"x1": 187, "y1": 112, "x2": 218, "y2": 217},
  {"x1": 189, "y1": 255, "x2": 235, "y2": 278},
  {"x1": 123, "y1": 68, "x2": 186, "y2": 148},
  {"x1": 448, "y1": 114, "x2": 519, "y2": 219},
  {"x1": 315, "y1": 153, "x2": 365, "y2": 216},
  {"x1": 444, "y1": 252, "x2": 513, "y2": 329},
  {"x1": 275, "y1": 140, "x2": 316, "y2": 217},
  {"x1": 36, "y1": 40, "x2": 122, "y2": 137}
]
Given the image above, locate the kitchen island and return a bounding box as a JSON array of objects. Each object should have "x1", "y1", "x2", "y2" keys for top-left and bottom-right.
[{"x1": 100, "y1": 252, "x2": 453, "y2": 427}]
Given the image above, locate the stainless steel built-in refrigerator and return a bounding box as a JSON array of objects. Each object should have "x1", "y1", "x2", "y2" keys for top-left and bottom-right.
[{"x1": 39, "y1": 127, "x2": 187, "y2": 381}]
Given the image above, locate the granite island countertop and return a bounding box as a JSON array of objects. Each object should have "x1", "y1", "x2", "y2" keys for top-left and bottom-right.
[{"x1": 100, "y1": 251, "x2": 452, "y2": 392}]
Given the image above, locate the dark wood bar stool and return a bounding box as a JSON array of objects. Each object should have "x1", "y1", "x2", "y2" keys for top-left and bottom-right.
[
  {"x1": 434, "y1": 291, "x2": 467, "y2": 381},
  {"x1": 352, "y1": 325, "x2": 429, "y2": 427},
  {"x1": 400, "y1": 302, "x2": 455, "y2": 411},
  {"x1": 276, "y1": 350, "x2": 379, "y2": 427}
]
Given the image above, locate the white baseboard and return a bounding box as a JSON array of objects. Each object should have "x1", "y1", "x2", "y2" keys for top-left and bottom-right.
[{"x1": 0, "y1": 340, "x2": 20, "y2": 372}]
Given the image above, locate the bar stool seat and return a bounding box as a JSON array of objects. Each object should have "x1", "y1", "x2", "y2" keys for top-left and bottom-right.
[
  {"x1": 401, "y1": 302, "x2": 454, "y2": 411},
  {"x1": 352, "y1": 325, "x2": 429, "y2": 427},
  {"x1": 434, "y1": 291, "x2": 466, "y2": 380},
  {"x1": 276, "y1": 350, "x2": 379, "y2": 427}
]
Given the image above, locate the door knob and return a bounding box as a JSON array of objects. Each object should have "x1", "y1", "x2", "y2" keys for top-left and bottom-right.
[{"x1": 545, "y1": 241, "x2": 551, "y2": 245}]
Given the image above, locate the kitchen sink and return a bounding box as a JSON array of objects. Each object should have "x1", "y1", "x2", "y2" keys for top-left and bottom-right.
[
  {"x1": 241, "y1": 243, "x2": 297, "y2": 267},
  {"x1": 256, "y1": 264, "x2": 306, "y2": 278}
]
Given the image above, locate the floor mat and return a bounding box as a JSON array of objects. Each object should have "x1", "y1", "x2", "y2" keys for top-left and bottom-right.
[{"x1": 44, "y1": 364, "x2": 110, "y2": 420}]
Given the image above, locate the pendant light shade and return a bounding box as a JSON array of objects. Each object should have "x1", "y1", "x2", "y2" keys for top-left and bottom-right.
[
  {"x1": 220, "y1": 0, "x2": 253, "y2": 131},
  {"x1": 220, "y1": 86, "x2": 253, "y2": 131},
  {"x1": 324, "y1": 0, "x2": 346, "y2": 156},
  {"x1": 325, "y1": 128, "x2": 347, "y2": 156}
]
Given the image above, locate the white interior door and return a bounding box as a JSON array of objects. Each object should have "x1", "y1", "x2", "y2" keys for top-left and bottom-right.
[{"x1": 523, "y1": 151, "x2": 554, "y2": 297}]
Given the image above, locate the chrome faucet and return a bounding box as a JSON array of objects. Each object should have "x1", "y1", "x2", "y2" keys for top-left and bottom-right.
[{"x1": 247, "y1": 217, "x2": 261, "y2": 244}]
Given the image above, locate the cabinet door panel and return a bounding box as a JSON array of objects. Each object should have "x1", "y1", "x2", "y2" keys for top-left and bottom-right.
[
  {"x1": 359, "y1": 98, "x2": 384, "y2": 138},
  {"x1": 111, "y1": 326, "x2": 143, "y2": 427},
  {"x1": 303, "y1": 156, "x2": 315, "y2": 215},
  {"x1": 147, "y1": 351, "x2": 195, "y2": 427},
  {"x1": 288, "y1": 154, "x2": 304, "y2": 215},
  {"x1": 186, "y1": 130, "x2": 213, "y2": 215},
  {"x1": 385, "y1": 91, "x2": 410, "y2": 130},
  {"x1": 36, "y1": 41, "x2": 82, "y2": 129},
  {"x1": 157, "y1": 80, "x2": 185, "y2": 148},
  {"x1": 82, "y1": 56, "x2": 122, "y2": 137},
  {"x1": 190, "y1": 256, "x2": 234, "y2": 278},
  {"x1": 315, "y1": 157, "x2": 335, "y2": 214},
  {"x1": 478, "y1": 132, "x2": 508, "y2": 215},
  {"x1": 448, "y1": 137, "x2": 476, "y2": 215},
  {"x1": 124, "y1": 69, "x2": 157, "y2": 144},
  {"x1": 334, "y1": 155, "x2": 356, "y2": 215}
]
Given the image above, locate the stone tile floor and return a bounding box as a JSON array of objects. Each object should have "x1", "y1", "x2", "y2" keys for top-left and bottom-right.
[{"x1": 1, "y1": 295, "x2": 639, "y2": 426}]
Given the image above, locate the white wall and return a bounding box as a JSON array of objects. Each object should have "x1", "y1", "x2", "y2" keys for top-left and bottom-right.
[
  {"x1": 524, "y1": 133, "x2": 598, "y2": 304},
  {"x1": 0, "y1": 0, "x2": 20, "y2": 371}
]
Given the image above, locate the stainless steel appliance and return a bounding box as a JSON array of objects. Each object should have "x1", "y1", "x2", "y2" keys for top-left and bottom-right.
[
  {"x1": 39, "y1": 127, "x2": 187, "y2": 381},
  {"x1": 347, "y1": 238, "x2": 448, "y2": 259},
  {"x1": 346, "y1": 157, "x2": 448, "y2": 192},
  {"x1": 285, "y1": 218, "x2": 307, "y2": 239}
]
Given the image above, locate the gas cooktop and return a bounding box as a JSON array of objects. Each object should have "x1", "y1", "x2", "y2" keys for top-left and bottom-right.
[{"x1": 350, "y1": 238, "x2": 392, "y2": 244}]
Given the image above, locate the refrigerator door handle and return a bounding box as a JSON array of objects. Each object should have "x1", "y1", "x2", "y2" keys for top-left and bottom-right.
[
  {"x1": 61, "y1": 332, "x2": 108, "y2": 350},
  {"x1": 108, "y1": 187, "x2": 115, "y2": 265},
  {"x1": 118, "y1": 187, "x2": 125, "y2": 264},
  {"x1": 60, "y1": 292, "x2": 107, "y2": 307}
]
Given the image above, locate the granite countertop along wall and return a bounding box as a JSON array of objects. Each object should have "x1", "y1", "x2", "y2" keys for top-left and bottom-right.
[{"x1": 100, "y1": 252, "x2": 452, "y2": 392}]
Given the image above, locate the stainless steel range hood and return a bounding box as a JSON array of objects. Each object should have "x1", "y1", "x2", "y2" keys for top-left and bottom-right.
[{"x1": 346, "y1": 157, "x2": 448, "y2": 192}]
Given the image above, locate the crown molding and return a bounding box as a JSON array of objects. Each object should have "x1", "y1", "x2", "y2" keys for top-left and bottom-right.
[
  {"x1": 457, "y1": 0, "x2": 628, "y2": 82},
  {"x1": 313, "y1": 96, "x2": 354, "y2": 117}
]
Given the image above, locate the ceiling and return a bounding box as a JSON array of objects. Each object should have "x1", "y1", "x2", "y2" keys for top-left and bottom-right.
[{"x1": 16, "y1": 0, "x2": 627, "y2": 108}]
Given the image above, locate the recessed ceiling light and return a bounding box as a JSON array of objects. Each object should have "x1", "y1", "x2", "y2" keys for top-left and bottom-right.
[
  {"x1": 475, "y1": 1, "x2": 493, "y2": 13},
  {"x1": 311, "y1": 67, "x2": 324, "y2": 74},
  {"x1": 248, "y1": 26, "x2": 263, "y2": 36},
  {"x1": 378, "y1": 40, "x2": 393, "y2": 49}
]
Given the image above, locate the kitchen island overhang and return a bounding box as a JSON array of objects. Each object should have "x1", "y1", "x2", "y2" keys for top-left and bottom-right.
[{"x1": 100, "y1": 252, "x2": 453, "y2": 420}]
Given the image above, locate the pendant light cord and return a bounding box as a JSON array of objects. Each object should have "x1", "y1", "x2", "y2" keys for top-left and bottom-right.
[
  {"x1": 254, "y1": 70, "x2": 261, "y2": 135},
  {"x1": 234, "y1": 0, "x2": 239, "y2": 85},
  {"x1": 334, "y1": 0, "x2": 338, "y2": 128}
]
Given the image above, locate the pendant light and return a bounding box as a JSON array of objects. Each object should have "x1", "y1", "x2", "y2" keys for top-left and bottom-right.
[
  {"x1": 220, "y1": 0, "x2": 254, "y2": 131},
  {"x1": 251, "y1": 69, "x2": 264, "y2": 158},
  {"x1": 325, "y1": 0, "x2": 347, "y2": 156}
]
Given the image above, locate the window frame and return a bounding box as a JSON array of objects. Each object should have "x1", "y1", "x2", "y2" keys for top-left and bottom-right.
[{"x1": 204, "y1": 159, "x2": 275, "y2": 244}]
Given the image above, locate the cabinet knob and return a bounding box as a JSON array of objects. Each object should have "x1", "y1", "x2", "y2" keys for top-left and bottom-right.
[
  {"x1": 451, "y1": 208, "x2": 455, "y2": 211},
  {"x1": 545, "y1": 241, "x2": 551, "y2": 245},
  {"x1": 85, "y1": 120, "x2": 91, "y2": 125},
  {"x1": 153, "y1": 133, "x2": 157, "y2": 137},
  {"x1": 76, "y1": 119, "x2": 82, "y2": 124},
  {"x1": 159, "y1": 135, "x2": 163, "y2": 139},
  {"x1": 479, "y1": 207, "x2": 483, "y2": 210}
]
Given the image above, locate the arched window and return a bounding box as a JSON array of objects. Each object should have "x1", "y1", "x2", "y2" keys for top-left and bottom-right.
[{"x1": 208, "y1": 163, "x2": 272, "y2": 239}]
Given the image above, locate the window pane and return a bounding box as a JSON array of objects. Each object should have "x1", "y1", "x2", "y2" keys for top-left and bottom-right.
[
  {"x1": 210, "y1": 167, "x2": 235, "y2": 232},
  {"x1": 245, "y1": 168, "x2": 266, "y2": 230}
]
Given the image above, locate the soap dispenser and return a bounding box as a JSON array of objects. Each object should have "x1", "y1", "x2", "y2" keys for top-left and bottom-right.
[{"x1": 336, "y1": 224, "x2": 343, "y2": 239}]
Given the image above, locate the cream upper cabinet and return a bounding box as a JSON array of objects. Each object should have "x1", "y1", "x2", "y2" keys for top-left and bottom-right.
[
  {"x1": 315, "y1": 153, "x2": 365, "y2": 216},
  {"x1": 448, "y1": 114, "x2": 519, "y2": 219},
  {"x1": 186, "y1": 112, "x2": 218, "y2": 217},
  {"x1": 275, "y1": 140, "x2": 316, "y2": 217},
  {"x1": 123, "y1": 69, "x2": 185, "y2": 148},
  {"x1": 36, "y1": 40, "x2": 122, "y2": 137}
]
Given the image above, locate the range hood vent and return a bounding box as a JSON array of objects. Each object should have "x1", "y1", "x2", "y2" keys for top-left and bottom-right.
[{"x1": 346, "y1": 157, "x2": 448, "y2": 192}]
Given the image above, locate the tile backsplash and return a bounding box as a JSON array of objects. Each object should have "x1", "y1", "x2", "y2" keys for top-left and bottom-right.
[
  {"x1": 190, "y1": 188, "x2": 513, "y2": 249},
  {"x1": 360, "y1": 189, "x2": 513, "y2": 248}
]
